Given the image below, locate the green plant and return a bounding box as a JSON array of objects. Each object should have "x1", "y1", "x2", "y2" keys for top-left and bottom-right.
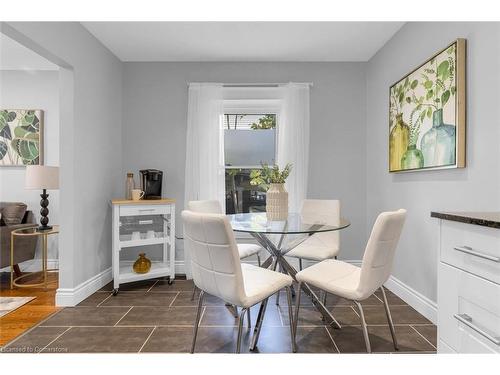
[
  {"x1": 404, "y1": 44, "x2": 456, "y2": 145},
  {"x1": 249, "y1": 163, "x2": 292, "y2": 190},
  {"x1": 250, "y1": 114, "x2": 276, "y2": 129}
]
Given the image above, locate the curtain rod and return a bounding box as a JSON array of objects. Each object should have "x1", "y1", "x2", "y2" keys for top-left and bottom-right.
[{"x1": 188, "y1": 82, "x2": 313, "y2": 87}]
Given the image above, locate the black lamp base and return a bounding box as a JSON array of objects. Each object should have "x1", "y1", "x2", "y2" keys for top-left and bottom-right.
[{"x1": 39, "y1": 189, "x2": 52, "y2": 231}]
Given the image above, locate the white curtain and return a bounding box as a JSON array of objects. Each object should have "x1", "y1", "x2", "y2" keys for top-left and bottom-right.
[
  {"x1": 278, "y1": 83, "x2": 311, "y2": 213},
  {"x1": 184, "y1": 83, "x2": 224, "y2": 278}
]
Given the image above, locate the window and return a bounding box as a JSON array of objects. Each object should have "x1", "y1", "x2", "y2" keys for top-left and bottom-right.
[{"x1": 223, "y1": 112, "x2": 277, "y2": 214}]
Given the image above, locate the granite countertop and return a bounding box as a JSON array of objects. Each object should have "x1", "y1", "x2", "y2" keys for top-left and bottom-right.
[{"x1": 431, "y1": 211, "x2": 500, "y2": 229}]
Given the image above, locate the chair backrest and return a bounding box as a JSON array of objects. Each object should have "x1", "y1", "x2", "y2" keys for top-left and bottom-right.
[
  {"x1": 301, "y1": 199, "x2": 340, "y2": 254},
  {"x1": 182, "y1": 210, "x2": 246, "y2": 306},
  {"x1": 188, "y1": 200, "x2": 223, "y2": 214},
  {"x1": 357, "y1": 209, "x2": 406, "y2": 298}
]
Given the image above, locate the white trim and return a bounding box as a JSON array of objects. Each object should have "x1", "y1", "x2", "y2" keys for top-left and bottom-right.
[
  {"x1": 384, "y1": 275, "x2": 437, "y2": 324},
  {"x1": 0, "y1": 258, "x2": 59, "y2": 273},
  {"x1": 22, "y1": 258, "x2": 59, "y2": 272},
  {"x1": 55, "y1": 267, "x2": 112, "y2": 307}
]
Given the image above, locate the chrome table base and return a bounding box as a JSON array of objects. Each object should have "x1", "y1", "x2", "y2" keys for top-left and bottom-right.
[{"x1": 251, "y1": 232, "x2": 341, "y2": 329}]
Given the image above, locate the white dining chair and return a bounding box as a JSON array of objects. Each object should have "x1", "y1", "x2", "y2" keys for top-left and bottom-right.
[
  {"x1": 293, "y1": 209, "x2": 407, "y2": 353},
  {"x1": 286, "y1": 199, "x2": 341, "y2": 268},
  {"x1": 182, "y1": 210, "x2": 295, "y2": 353},
  {"x1": 283, "y1": 199, "x2": 340, "y2": 305},
  {"x1": 188, "y1": 200, "x2": 262, "y2": 266}
]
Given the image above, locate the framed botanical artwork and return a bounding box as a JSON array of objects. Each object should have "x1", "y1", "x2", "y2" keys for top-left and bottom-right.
[
  {"x1": 389, "y1": 39, "x2": 466, "y2": 173},
  {"x1": 0, "y1": 109, "x2": 44, "y2": 166}
]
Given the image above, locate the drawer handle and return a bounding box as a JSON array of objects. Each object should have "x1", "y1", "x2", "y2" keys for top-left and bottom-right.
[
  {"x1": 454, "y1": 314, "x2": 500, "y2": 346},
  {"x1": 138, "y1": 209, "x2": 155, "y2": 212},
  {"x1": 453, "y1": 246, "x2": 500, "y2": 262}
]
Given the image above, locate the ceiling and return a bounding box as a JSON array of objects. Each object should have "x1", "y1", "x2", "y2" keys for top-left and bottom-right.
[
  {"x1": 0, "y1": 33, "x2": 58, "y2": 70},
  {"x1": 82, "y1": 22, "x2": 404, "y2": 62}
]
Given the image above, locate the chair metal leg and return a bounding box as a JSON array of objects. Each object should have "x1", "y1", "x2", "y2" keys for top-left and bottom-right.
[
  {"x1": 257, "y1": 254, "x2": 261, "y2": 267},
  {"x1": 285, "y1": 286, "x2": 297, "y2": 353},
  {"x1": 380, "y1": 287, "x2": 399, "y2": 350},
  {"x1": 322, "y1": 291, "x2": 327, "y2": 306},
  {"x1": 250, "y1": 298, "x2": 268, "y2": 351},
  {"x1": 247, "y1": 308, "x2": 251, "y2": 329},
  {"x1": 354, "y1": 301, "x2": 371, "y2": 353},
  {"x1": 190, "y1": 290, "x2": 205, "y2": 353},
  {"x1": 191, "y1": 285, "x2": 197, "y2": 301},
  {"x1": 275, "y1": 263, "x2": 281, "y2": 305},
  {"x1": 299, "y1": 258, "x2": 303, "y2": 271},
  {"x1": 293, "y1": 282, "x2": 302, "y2": 349},
  {"x1": 236, "y1": 308, "x2": 247, "y2": 353}
]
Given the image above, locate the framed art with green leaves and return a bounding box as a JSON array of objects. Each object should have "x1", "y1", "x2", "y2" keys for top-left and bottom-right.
[
  {"x1": 389, "y1": 39, "x2": 466, "y2": 173},
  {"x1": 0, "y1": 109, "x2": 44, "y2": 166}
]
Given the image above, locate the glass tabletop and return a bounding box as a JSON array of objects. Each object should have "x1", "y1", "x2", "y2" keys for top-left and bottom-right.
[
  {"x1": 227, "y1": 213, "x2": 350, "y2": 234},
  {"x1": 12, "y1": 225, "x2": 59, "y2": 236}
]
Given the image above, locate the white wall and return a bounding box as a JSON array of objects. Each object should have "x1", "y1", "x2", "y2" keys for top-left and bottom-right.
[
  {"x1": 366, "y1": 22, "x2": 500, "y2": 302},
  {"x1": 0, "y1": 70, "x2": 60, "y2": 266},
  {"x1": 122, "y1": 62, "x2": 368, "y2": 263},
  {"x1": 2, "y1": 22, "x2": 123, "y2": 304}
]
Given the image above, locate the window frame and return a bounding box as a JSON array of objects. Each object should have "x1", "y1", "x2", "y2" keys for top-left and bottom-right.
[
  {"x1": 223, "y1": 99, "x2": 282, "y2": 169},
  {"x1": 222, "y1": 99, "x2": 282, "y2": 239}
]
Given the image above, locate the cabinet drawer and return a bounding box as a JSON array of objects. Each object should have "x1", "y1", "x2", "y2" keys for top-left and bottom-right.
[
  {"x1": 438, "y1": 262, "x2": 500, "y2": 353},
  {"x1": 120, "y1": 204, "x2": 171, "y2": 217},
  {"x1": 440, "y1": 220, "x2": 500, "y2": 284}
]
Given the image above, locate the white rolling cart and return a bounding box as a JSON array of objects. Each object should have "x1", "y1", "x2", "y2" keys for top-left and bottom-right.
[{"x1": 111, "y1": 199, "x2": 176, "y2": 295}]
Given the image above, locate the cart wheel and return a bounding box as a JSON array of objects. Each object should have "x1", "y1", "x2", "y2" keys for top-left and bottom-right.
[
  {"x1": 112, "y1": 288, "x2": 119, "y2": 296},
  {"x1": 167, "y1": 278, "x2": 175, "y2": 285}
]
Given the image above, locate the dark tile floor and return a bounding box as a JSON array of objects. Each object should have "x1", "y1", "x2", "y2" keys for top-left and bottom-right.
[{"x1": 1, "y1": 278, "x2": 436, "y2": 354}]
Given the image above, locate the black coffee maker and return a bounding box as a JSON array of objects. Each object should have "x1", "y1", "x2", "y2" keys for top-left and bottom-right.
[{"x1": 140, "y1": 169, "x2": 163, "y2": 200}]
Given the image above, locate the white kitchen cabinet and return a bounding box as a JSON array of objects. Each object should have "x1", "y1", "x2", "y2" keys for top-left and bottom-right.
[
  {"x1": 434, "y1": 213, "x2": 500, "y2": 354},
  {"x1": 111, "y1": 199, "x2": 176, "y2": 294}
]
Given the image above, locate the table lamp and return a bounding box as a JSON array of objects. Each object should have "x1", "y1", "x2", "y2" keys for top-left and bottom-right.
[{"x1": 25, "y1": 165, "x2": 59, "y2": 231}]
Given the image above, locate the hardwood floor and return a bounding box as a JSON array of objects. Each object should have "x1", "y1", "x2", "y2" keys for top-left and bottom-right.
[{"x1": 0, "y1": 272, "x2": 60, "y2": 346}]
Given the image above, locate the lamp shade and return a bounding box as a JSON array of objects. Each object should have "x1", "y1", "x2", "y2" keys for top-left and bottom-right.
[{"x1": 25, "y1": 165, "x2": 59, "y2": 190}]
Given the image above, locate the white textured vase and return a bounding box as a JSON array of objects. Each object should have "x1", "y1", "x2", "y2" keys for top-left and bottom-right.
[{"x1": 266, "y1": 183, "x2": 288, "y2": 221}]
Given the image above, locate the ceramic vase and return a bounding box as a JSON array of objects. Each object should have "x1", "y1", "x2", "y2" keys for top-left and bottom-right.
[
  {"x1": 266, "y1": 183, "x2": 288, "y2": 221},
  {"x1": 389, "y1": 113, "x2": 410, "y2": 171},
  {"x1": 133, "y1": 253, "x2": 151, "y2": 274},
  {"x1": 420, "y1": 108, "x2": 456, "y2": 167},
  {"x1": 401, "y1": 144, "x2": 424, "y2": 170}
]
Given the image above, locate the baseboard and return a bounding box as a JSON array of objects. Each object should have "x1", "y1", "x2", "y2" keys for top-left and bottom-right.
[
  {"x1": 0, "y1": 258, "x2": 59, "y2": 273},
  {"x1": 384, "y1": 275, "x2": 437, "y2": 324},
  {"x1": 55, "y1": 267, "x2": 112, "y2": 307}
]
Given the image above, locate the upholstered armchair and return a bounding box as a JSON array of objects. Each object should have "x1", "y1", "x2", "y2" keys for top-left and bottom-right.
[{"x1": 0, "y1": 202, "x2": 38, "y2": 275}]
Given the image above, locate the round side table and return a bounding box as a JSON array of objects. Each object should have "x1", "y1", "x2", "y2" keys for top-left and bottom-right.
[{"x1": 10, "y1": 225, "x2": 59, "y2": 289}]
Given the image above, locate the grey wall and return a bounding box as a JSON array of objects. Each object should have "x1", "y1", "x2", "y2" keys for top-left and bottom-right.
[
  {"x1": 122, "y1": 62, "x2": 367, "y2": 261},
  {"x1": 2, "y1": 22, "x2": 123, "y2": 295},
  {"x1": 0, "y1": 70, "x2": 60, "y2": 266},
  {"x1": 366, "y1": 22, "x2": 500, "y2": 302}
]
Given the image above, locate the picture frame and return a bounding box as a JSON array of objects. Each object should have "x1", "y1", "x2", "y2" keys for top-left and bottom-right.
[
  {"x1": 0, "y1": 109, "x2": 44, "y2": 167},
  {"x1": 388, "y1": 39, "x2": 466, "y2": 173}
]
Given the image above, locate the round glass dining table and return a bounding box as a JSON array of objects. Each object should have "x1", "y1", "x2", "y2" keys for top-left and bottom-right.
[{"x1": 227, "y1": 212, "x2": 350, "y2": 329}]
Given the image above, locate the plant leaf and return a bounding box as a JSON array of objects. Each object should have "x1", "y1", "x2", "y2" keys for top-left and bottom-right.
[
  {"x1": 11, "y1": 138, "x2": 39, "y2": 163},
  {"x1": 7, "y1": 111, "x2": 17, "y2": 122},
  {"x1": 0, "y1": 140, "x2": 7, "y2": 160},
  {"x1": 437, "y1": 60, "x2": 450, "y2": 79},
  {"x1": 441, "y1": 90, "x2": 451, "y2": 107},
  {"x1": 0, "y1": 123, "x2": 12, "y2": 140}
]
